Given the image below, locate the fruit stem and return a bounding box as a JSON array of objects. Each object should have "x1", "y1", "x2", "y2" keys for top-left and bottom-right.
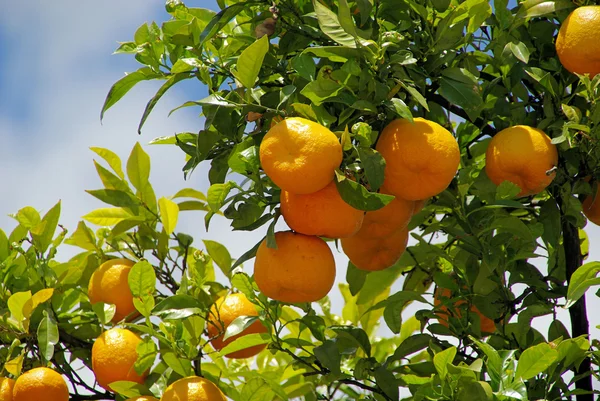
[{"x1": 561, "y1": 207, "x2": 593, "y2": 401}]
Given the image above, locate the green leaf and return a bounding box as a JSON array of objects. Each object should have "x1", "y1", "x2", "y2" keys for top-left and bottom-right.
[
  {"x1": 138, "y1": 73, "x2": 190, "y2": 134},
  {"x1": 158, "y1": 197, "x2": 179, "y2": 235},
  {"x1": 37, "y1": 313, "x2": 59, "y2": 362},
  {"x1": 171, "y1": 57, "x2": 203, "y2": 73},
  {"x1": 516, "y1": 0, "x2": 575, "y2": 18},
  {"x1": 108, "y1": 382, "x2": 152, "y2": 398},
  {"x1": 399, "y1": 82, "x2": 429, "y2": 111},
  {"x1": 457, "y1": 381, "x2": 494, "y2": 401},
  {"x1": 0, "y1": 229, "x2": 9, "y2": 262},
  {"x1": 506, "y1": 41, "x2": 530, "y2": 64},
  {"x1": 231, "y1": 273, "x2": 256, "y2": 299},
  {"x1": 86, "y1": 189, "x2": 139, "y2": 210},
  {"x1": 198, "y1": 4, "x2": 246, "y2": 46},
  {"x1": 101, "y1": 68, "x2": 162, "y2": 120},
  {"x1": 357, "y1": 147, "x2": 386, "y2": 191},
  {"x1": 217, "y1": 333, "x2": 270, "y2": 357},
  {"x1": 233, "y1": 35, "x2": 270, "y2": 88},
  {"x1": 30, "y1": 201, "x2": 61, "y2": 253},
  {"x1": 303, "y1": 46, "x2": 362, "y2": 62},
  {"x1": 312, "y1": 0, "x2": 357, "y2": 47},
  {"x1": 135, "y1": 337, "x2": 157, "y2": 375},
  {"x1": 434, "y1": 346, "x2": 457, "y2": 379},
  {"x1": 566, "y1": 261, "x2": 600, "y2": 308},
  {"x1": 335, "y1": 173, "x2": 394, "y2": 211},
  {"x1": 8, "y1": 291, "x2": 31, "y2": 325},
  {"x1": 495, "y1": 181, "x2": 521, "y2": 200},
  {"x1": 469, "y1": 337, "x2": 502, "y2": 386},
  {"x1": 13, "y1": 207, "x2": 41, "y2": 229},
  {"x1": 439, "y1": 68, "x2": 482, "y2": 118},
  {"x1": 203, "y1": 240, "x2": 232, "y2": 276},
  {"x1": 314, "y1": 340, "x2": 342, "y2": 375},
  {"x1": 300, "y1": 77, "x2": 343, "y2": 106},
  {"x1": 346, "y1": 262, "x2": 367, "y2": 295},
  {"x1": 92, "y1": 302, "x2": 117, "y2": 324},
  {"x1": 331, "y1": 326, "x2": 371, "y2": 356},
  {"x1": 222, "y1": 316, "x2": 259, "y2": 341},
  {"x1": 231, "y1": 238, "x2": 263, "y2": 270},
  {"x1": 129, "y1": 261, "x2": 156, "y2": 317},
  {"x1": 207, "y1": 182, "x2": 233, "y2": 213},
  {"x1": 387, "y1": 98, "x2": 413, "y2": 122},
  {"x1": 127, "y1": 143, "x2": 151, "y2": 192},
  {"x1": 515, "y1": 342, "x2": 558, "y2": 380},
  {"x1": 390, "y1": 334, "x2": 432, "y2": 361},
  {"x1": 337, "y1": 0, "x2": 358, "y2": 39},
  {"x1": 83, "y1": 208, "x2": 137, "y2": 226},
  {"x1": 173, "y1": 188, "x2": 207, "y2": 201},
  {"x1": 152, "y1": 295, "x2": 204, "y2": 320},
  {"x1": 94, "y1": 161, "x2": 130, "y2": 193},
  {"x1": 374, "y1": 366, "x2": 399, "y2": 401},
  {"x1": 90, "y1": 147, "x2": 125, "y2": 179},
  {"x1": 291, "y1": 53, "x2": 316, "y2": 80},
  {"x1": 162, "y1": 352, "x2": 193, "y2": 377}
]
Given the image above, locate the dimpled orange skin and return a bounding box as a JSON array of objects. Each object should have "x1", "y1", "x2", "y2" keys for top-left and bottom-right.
[
  {"x1": 356, "y1": 187, "x2": 414, "y2": 238},
  {"x1": 12, "y1": 368, "x2": 68, "y2": 401},
  {"x1": 88, "y1": 258, "x2": 139, "y2": 322},
  {"x1": 259, "y1": 117, "x2": 343, "y2": 194},
  {"x1": 0, "y1": 377, "x2": 15, "y2": 401},
  {"x1": 376, "y1": 118, "x2": 460, "y2": 201},
  {"x1": 556, "y1": 6, "x2": 600, "y2": 78},
  {"x1": 125, "y1": 397, "x2": 159, "y2": 401},
  {"x1": 281, "y1": 181, "x2": 365, "y2": 238},
  {"x1": 91, "y1": 328, "x2": 148, "y2": 390},
  {"x1": 485, "y1": 125, "x2": 558, "y2": 197},
  {"x1": 434, "y1": 287, "x2": 496, "y2": 334},
  {"x1": 254, "y1": 231, "x2": 336, "y2": 303},
  {"x1": 583, "y1": 185, "x2": 600, "y2": 225},
  {"x1": 341, "y1": 226, "x2": 409, "y2": 271},
  {"x1": 161, "y1": 376, "x2": 226, "y2": 401},
  {"x1": 206, "y1": 293, "x2": 268, "y2": 359}
]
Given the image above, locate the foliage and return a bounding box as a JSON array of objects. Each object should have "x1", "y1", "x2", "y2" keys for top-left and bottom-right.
[{"x1": 3, "y1": 0, "x2": 600, "y2": 400}]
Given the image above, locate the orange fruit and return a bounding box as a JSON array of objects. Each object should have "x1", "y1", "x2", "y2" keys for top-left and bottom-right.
[
  {"x1": 13, "y1": 368, "x2": 68, "y2": 401},
  {"x1": 434, "y1": 287, "x2": 496, "y2": 334},
  {"x1": 341, "y1": 226, "x2": 409, "y2": 271},
  {"x1": 556, "y1": 6, "x2": 600, "y2": 78},
  {"x1": 125, "y1": 397, "x2": 159, "y2": 401},
  {"x1": 413, "y1": 198, "x2": 428, "y2": 213},
  {"x1": 485, "y1": 125, "x2": 558, "y2": 197},
  {"x1": 161, "y1": 376, "x2": 226, "y2": 401},
  {"x1": 356, "y1": 188, "x2": 414, "y2": 238},
  {"x1": 91, "y1": 328, "x2": 148, "y2": 390},
  {"x1": 206, "y1": 293, "x2": 268, "y2": 359},
  {"x1": 254, "y1": 231, "x2": 336, "y2": 303},
  {"x1": 376, "y1": 118, "x2": 460, "y2": 201},
  {"x1": 270, "y1": 115, "x2": 284, "y2": 128},
  {"x1": 259, "y1": 117, "x2": 342, "y2": 194},
  {"x1": 583, "y1": 184, "x2": 600, "y2": 225},
  {"x1": 88, "y1": 258, "x2": 139, "y2": 322},
  {"x1": 0, "y1": 377, "x2": 15, "y2": 401},
  {"x1": 281, "y1": 181, "x2": 364, "y2": 238}
]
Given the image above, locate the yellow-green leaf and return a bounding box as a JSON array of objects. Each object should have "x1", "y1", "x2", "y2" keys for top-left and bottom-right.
[{"x1": 158, "y1": 197, "x2": 179, "y2": 235}]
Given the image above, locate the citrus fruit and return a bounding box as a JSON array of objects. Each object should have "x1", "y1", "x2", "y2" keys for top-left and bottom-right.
[
  {"x1": 259, "y1": 117, "x2": 342, "y2": 194},
  {"x1": 356, "y1": 188, "x2": 414, "y2": 238},
  {"x1": 376, "y1": 118, "x2": 460, "y2": 201},
  {"x1": 413, "y1": 198, "x2": 428, "y2": 214},
  {"x1": 485, "y1": 125, "x2": 558, "y2": 197},
  {"x1": 0, "y1": 377, "x2": 15, "y2": 401},
  {"x1": 434, "y1": 287, "x2": 496, "y2": 334},
  {"x1": 281, "y1": 181, "x2": 364, "y2": 238},
  {"x1": 12, "y1": 368, "x2": 68, "y2": 401},
  {"x1": 125, "y1": 397, "x2": 159, "y2": 401},
  {"x1": 556, "y1": 6, "x2": 600, "y2": 78},
  {"x1": 341, "y1": 226, "x2": 409, "y2": 271},
  {"x1": 88, "y1": 258, "x2": 138, "y2": 322},
  {"x1": 583, "y1": 184, "x2": 600, "y2": 225},
  {"x1": 254, "y1": 231, "x2": 336, "y2": 303},
  {"x1": 91, "y1": 328, "x2": 148, "y2": 390},
  {"x1": 161, "y1": 376, "x2": 226, "y2": 401},
  {"x1": 207, "y1": 293, "x2": 268, "y2": 359}
]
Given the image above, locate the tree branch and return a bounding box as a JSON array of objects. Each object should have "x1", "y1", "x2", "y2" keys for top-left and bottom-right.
[
  {"x1": 69, "y1": 393, "x2": 115, "y2": 401},
  {"x1": 425, "y1": 92, "x2": 496, "y2": 138},
  {"x1": 560, "y1": 197, "x2": 593, "y2": 401}
]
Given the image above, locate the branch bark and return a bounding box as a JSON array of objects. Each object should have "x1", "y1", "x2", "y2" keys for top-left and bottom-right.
[{"x1": 561, "y1": 205, "x2": 593, "y2": 401}]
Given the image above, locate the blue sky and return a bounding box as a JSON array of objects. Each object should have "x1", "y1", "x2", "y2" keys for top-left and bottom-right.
[{"x1": 0, "y1": 0, "x2": 599, "y2": 381}]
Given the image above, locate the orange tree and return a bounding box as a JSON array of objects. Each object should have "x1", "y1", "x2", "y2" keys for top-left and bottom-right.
[{"x1": 2, "y1": 0, "x2": 600, "y2": 400}]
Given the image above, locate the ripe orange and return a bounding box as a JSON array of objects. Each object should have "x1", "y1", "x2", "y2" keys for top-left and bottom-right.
[
  {"x1": 125, "y1": 397, "x2": 159, "y2": 401},
  {"x1": 88, "y1": 258, "x2": 138, "y2": 322},
  {"x1": 12, "y1": 368, "x2": 68, "y2": 401},
  {"x1": 356, "y1": 188, "x2": 414, "y2": 238},
  {"x1": 91, "y1": 328, "x2": 148, "y2": 390},
  {"x1": 0, "y1": 377, "x2": 15, "y2": 401},
  {"x1": 281, "y1": 181, "x2": 364, "y2": 238},
  {"x1": 376, "y1": 118, "x2": 460, "y2": 201},
  {"x1": 341, "y1": 226, "x2": 409, "y2": 271},
  {"x1": 485, "y1": 125, "x2": 558, "y2": 197},
  {"x1": 413, "y1": 198, "x2": 428, "y2": 214},
  {"x1": 161, "y1": 376, "x2": 226, "y2": 401},
  {"x1": 434, "y1": 287, "x2": 496, "y2": 334},
  {"x1": 206, "y1": 293, "x2": 268, "y2": 359},
  {"x1": 583, "y1": 184, "x2": 600, "y2": 225},
  {"x1": 259, "y1": 117, "x2": 342, "y2": 194},
  {"x1": 556, "y1": 6, "x2": 600, "y2": 78},
  {"x1": 254, "y1": 231, "x2": 336, "y2": 303}
]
